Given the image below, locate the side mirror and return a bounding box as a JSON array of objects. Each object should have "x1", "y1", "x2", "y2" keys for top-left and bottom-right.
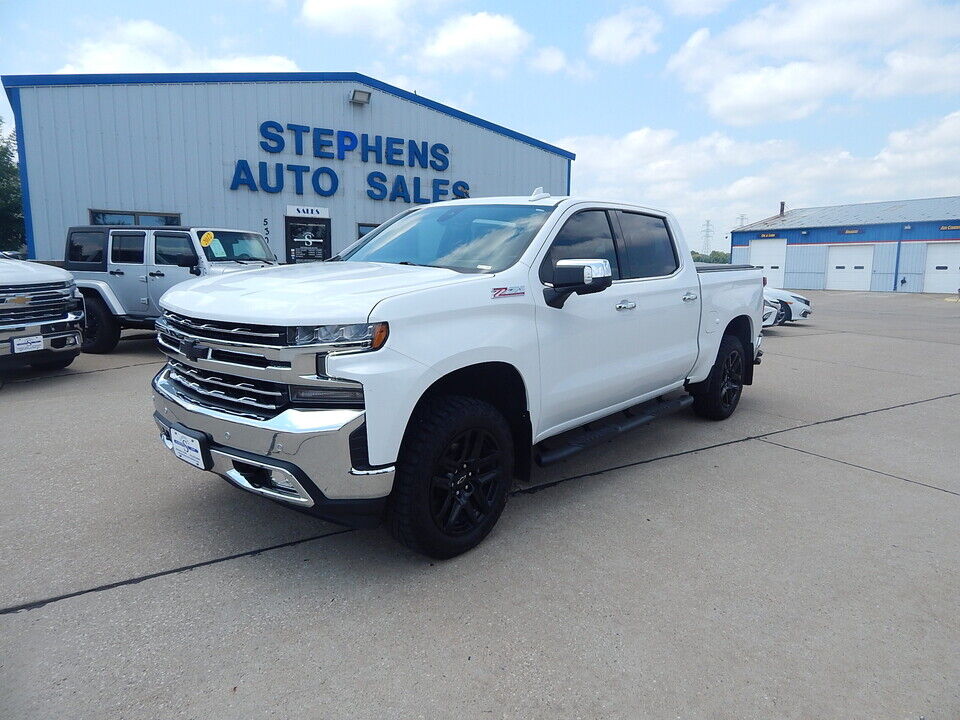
[
  {"x1": 176, "y1": 254, "x2": 201, "y2": 275},
  {"x1": 544, "y1": 258, "x2": 613, "y2": 308}
]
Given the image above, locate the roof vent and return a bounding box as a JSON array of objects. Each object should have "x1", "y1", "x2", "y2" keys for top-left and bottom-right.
[
  {"x1": 529, "y1": 187, "x2": 551, "y2": 201},
  {"x1": 779, "y1": 201, "x2": 786, "y2": 216}
]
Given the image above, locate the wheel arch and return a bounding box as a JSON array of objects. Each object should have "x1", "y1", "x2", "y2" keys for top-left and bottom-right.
[
  {"x1": 723, "y1": 314, "x2": 755, "y2": 385},
  {"x1": 408, "y1": 361, "x2": 533, "y2": 483},
  {"x1": 76, "y1": 280, "x2": 124, "y2": 315}
]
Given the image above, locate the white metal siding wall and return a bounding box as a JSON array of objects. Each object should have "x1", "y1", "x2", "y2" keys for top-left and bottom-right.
[
  {"x1": 870, "y1": 243, "x2": 898, "y2": 292},
  {"x1": 731, "y1": 246, "x2": 749, "y2": 265},
  {"x1": 782, "y1": 245, "x2": 827, "y2": 290},
  {"x1": 897, "y1": 243, "x2": 926, "y2": 292},
  {"x1": 19, "y1": 81, "x2": 569, "y2": 259}
]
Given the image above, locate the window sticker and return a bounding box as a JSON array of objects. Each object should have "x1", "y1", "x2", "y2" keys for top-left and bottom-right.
[{"x1": 209, "y1": 239, "x2": 227, "y2": 258}]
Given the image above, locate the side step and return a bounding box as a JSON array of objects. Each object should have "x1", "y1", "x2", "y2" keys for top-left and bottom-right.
[{"x1": 534, "y1": 395, "x2": 694, "y2": 467}]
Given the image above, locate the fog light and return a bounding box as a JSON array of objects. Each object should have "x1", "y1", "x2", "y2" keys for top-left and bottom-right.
[{"x1": 289, "y1": 384, "x2": 364, "y2": 407}]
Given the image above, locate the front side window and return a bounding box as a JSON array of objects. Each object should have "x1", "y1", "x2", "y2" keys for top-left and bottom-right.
[
  {"x1": 195, "y1": 230, "x2": 274, "y2": 262},
  {"x1": 540, "y1": 210, "x2": 620, "y2": 283},
  {"x1": 341, "y1": 204, "x2": 554, "y2": 273},
  {"x1": 154, "y1": 233, "x2": 194, "y2": 265},
  {"x1": 68, "y1": 231, "x2": 105, "y2": 263},
  {"x1": 616, "y1": 212, "x2": 679, "y2": 279},
  {"x1": 111, "y1": 233, "x2": 145, "y2": 264}
]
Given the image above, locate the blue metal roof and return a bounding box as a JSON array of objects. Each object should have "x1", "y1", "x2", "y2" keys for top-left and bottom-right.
[
  {"x1": 737, "y1": 195, "x2": 960, "y2": 231},
  {"x1": 1, "y1": 71, "x2": 575, "y2": 160}
]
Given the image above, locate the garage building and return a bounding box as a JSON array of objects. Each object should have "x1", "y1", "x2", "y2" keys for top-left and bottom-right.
[
  {"x1": 2, "y1": 72, "x2": 573, "y2": 262},
  {"x1": 731, "y1": 196, "x2": 960, "y2": 293}
]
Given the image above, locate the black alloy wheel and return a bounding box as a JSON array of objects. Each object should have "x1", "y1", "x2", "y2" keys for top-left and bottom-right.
[
  {"x1": 718, "y1": 347, "x2": 744, "y2": 412},
  {"x1": 776, "y1": 301, "x2": 790, "y2": 325},
  {"x1": 429, "y1": 428, "x2": 503, "y2": 536}
]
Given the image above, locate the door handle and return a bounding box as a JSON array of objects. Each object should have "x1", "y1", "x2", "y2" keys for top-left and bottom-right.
[
  {"x1": 615, "y1": 300, "x2": 637, "y2": 311},
  {"x1": 148, "y1": 271, "x2": 165, "y2": 278},
  {"x1": 682, "y1": 292, "x2": 698, "y2": 302},
  {"x1": 108, "y1": 269, "x2": 124, "y2": 276}
]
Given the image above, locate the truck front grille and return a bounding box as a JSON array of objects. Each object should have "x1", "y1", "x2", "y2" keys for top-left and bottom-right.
[
  {"x1": 166, "y1": 359, "x2": 288, "y2": 420},
  {"x1": 0, "y1": 281, "x2": 74, "y2": 326},
  {"x1": 162, "y1": 311, "x2": 286, "y2": 346}
]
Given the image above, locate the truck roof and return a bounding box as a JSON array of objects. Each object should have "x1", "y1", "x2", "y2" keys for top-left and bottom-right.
[
  {"x1": 66, "y1": 225, "x2": 259, "y2": 232},
  {"x1": 428, "y1": 195, "x2": 673, "y2": 216}
]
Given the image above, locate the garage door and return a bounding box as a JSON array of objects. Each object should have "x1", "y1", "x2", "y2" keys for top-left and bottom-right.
[
  {"x1": 749, "y1": 238, "x2": 786, "y2": 288},
  {"x1": 923, "y1": 242, "x2": 960, "y2": 294},
  {"x1": 826, "y1": 245, "x2": 873, "y2": 291}
]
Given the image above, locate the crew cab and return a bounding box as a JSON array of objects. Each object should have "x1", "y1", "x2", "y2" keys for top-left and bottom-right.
[
  {"x1": 0, "y1": 257, "x2": 83, "y2": 386},
  {"x1": 152, "y1": 195, "x2": 763, "y2": 558},
  {"x1": 65, "y1": 225, "x2": 276, "y2": 353}
]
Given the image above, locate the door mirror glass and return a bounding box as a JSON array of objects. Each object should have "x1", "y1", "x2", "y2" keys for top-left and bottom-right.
[{"x1": 545, "y1": 258, "x2": 613, "y2": 308}]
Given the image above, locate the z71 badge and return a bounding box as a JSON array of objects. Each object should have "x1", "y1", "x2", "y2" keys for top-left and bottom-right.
[{"x1": 491, "y1": 286, "x2": 525, "y2": 298}]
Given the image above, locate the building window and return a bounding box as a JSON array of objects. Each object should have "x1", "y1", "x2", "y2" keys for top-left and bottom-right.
[
  {"x1": 90, "y1": 209, "x2": 181, "y2": 226},
  {"x1": 357, "y1": 223, "x2": 379, "y2": 238}
]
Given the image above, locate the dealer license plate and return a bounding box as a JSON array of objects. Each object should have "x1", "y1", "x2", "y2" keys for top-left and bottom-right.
[
  {"x1": 12, "y1": 335, "x2": 43, "y2": 354},
  {"x1": 170, "y1": 427, "x2": 206, "y2": 469}
]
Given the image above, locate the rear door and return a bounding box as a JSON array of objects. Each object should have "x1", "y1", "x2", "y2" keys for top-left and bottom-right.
[
  {"x1": 148, "y1": 231, "x2": 199, "y2": 309},
  {"x1": 611, "y1": 210, "x2": 701, "y2": 394},
  {"x1": 106, "y1": 230, "x2": 148, "y2": 315}
]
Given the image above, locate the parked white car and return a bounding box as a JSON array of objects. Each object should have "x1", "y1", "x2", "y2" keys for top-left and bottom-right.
[
  {"x1": 762, "y1": 299, "x2": 779, "y2": 327},
  {"x1": 764, "y1": 286, "x2": 812, "y2": 325},
  {"x1": 153, "y1": 194, "x2": 764, "y2": 558}
]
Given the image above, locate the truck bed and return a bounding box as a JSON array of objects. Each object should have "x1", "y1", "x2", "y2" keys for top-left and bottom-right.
[{"x1": 695, "y1": 262, "x2": 755, "y2": 272}]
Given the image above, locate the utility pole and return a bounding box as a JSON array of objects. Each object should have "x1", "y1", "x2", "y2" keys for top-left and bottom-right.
[
  {"x1": 736, "y1": 214, "x2": 747, "y2": 227},
  {"x1": 700, "y1": 220, "x2": 713, "y2": 254}
]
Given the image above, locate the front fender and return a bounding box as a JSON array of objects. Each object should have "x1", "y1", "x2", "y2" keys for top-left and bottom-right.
[{"x1": 76, "y1": 279, "x2": 124, "y2": 315}]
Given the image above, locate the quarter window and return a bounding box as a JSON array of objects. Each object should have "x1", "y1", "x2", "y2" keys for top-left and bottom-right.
[
  {"x1": 616, "y1": 212, "x2": 679, "y2": 279},
  {"x1": 541, "y1": 210, "x2": 620, "y2": 283},
  {"x1": 111, "y1": 233, "x2": 145, "y2": 264},
  {"x1": 154, "y1": 234, "x2": 195, "y2": 265},
  {"x1": 68, "y1": 231, "x2": 105, "y2": 263}
]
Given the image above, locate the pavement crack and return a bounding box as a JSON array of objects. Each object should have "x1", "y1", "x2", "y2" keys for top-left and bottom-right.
[
  {"x1": 757, "y1": 438, "x2": 959, "y2": 497},
  {"x1": 4, "y1": 360, "x2": 165, "y2": 385},
  {"x1": 0, "y1": 528, "x2": 354, "y2": 616}
]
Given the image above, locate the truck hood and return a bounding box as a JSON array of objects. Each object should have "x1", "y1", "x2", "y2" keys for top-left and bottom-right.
[
  {"x1": 0, "y1": 259, "x2": 74, "y2": 285},
  {"x1": 160, "y1": 261, "x2": 480, "y2": 325},
  {"x1": 204, "y1": 261, "x2": 276, "y2": 276}
]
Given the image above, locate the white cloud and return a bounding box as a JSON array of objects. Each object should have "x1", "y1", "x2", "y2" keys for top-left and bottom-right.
[
  {"x1": 665, "y1": 0, "x2": 732, "y2": 16},
  {"x1": 421, "y1": 12, "x2": 531, "y2": 72},
  {"x1": 530, "y1": 46, "x2": 593, "y2": 79},
  {"x1": 58, "y1": 19, "x2": 298, "y2": 74},
  {"x1": 668, "y1": 0, "x2": 960, "y2": 125},
  {"x1": 559, "y1": 109, "x2": 960, "y2": 251},
  {"x1": 301, "y1": 0, "x2": 408, "y2": 39},
  {"x1": 587, "y1": 7, "x2": 662, "y2": 64}
]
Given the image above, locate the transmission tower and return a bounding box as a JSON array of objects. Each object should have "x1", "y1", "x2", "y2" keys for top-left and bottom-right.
[
  {"x1": 700, "y1": 220, "x2": 714, "y2": 254},
  {"x1": 736, "y1": 214, "x2": 747, "y2": 227}
]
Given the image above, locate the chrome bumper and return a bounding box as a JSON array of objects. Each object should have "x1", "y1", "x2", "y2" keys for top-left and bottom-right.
[
  {"x1": 0, "y1": 311, "x2": 84, "y2": 358},
  {"x1": 152, "y1": 367, "x2": 395, "y2": 505}
]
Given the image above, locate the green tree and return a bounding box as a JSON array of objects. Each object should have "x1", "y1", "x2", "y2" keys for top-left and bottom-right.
[
  {"x1": 691, "y1": 250, "x2": 731, "y2": 264},
  {"x1": 0, "y1": 118, "x2": 25, "y2": 252}
]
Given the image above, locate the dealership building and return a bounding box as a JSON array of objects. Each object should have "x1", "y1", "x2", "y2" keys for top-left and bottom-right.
[
  {"x1": 731, "y1": 196, "x2": 960, "y2": 293},
  {"x1": 2, "y1": 72, "x2": 573, "y2": 262}
]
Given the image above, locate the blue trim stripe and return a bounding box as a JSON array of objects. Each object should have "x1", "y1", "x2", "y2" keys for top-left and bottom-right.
[
  {"x1": 1, "y1": 72, "x2": 575, "y2": 160},
  {"x1": 7, "y1": 87, "x2": 34, "y2": 259}
]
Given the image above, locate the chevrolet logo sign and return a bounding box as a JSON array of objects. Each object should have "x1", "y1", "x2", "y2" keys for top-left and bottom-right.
[
  {"x1": 2, "y1": 296, "x2": 31, "y2": 305},
  {"x1": 179, "y1": 339, "x2": 208, "y2": 361}
]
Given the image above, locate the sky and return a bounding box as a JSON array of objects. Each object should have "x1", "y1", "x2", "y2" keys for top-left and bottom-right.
[{"x1": 1, "y1": 0, "x2": 959, "y2": 251}]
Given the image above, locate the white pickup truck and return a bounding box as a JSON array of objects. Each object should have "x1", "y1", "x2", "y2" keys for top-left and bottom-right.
[{"x1": 152, "y1": 194, "x2": 763, "y2": 557}]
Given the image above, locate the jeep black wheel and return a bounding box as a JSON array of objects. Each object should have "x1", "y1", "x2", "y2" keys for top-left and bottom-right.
[
  {"x1": 389, "y1": 395, "x2": 513, "y2": 559},
  {"x1": 81, "y1": 295, "x2": 121, "y2": 354}
]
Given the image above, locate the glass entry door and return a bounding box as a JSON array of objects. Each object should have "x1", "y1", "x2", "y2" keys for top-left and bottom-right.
[{"x1": 284, "y1": 217, "x2": 331, "y2": 263}]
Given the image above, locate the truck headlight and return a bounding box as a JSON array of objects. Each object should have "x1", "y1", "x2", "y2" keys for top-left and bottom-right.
[
  {"x1": 287, "y1": 322, "x2": 389, "y2": 351},
  {"x1": 289, "y1": 383, "x2": 364, "y2": 408}
]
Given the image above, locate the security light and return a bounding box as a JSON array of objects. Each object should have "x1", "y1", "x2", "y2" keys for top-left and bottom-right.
[{"x1": 349, "y1": 89, "x2": 371, "y2": 105}]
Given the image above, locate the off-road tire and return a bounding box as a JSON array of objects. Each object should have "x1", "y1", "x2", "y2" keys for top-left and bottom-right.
[
  {"x1": 691, "y1": 334, "x2": 745, "y2": 421},
  {"x1": 30, "y1": 352, "x2": 79, "y2": 371},
  {"x1": 389, "y1": 395, "x2": 514, "y2": 559},
  {"x1": 81, "y1": 295, "x2": 121, "y2": 354}
]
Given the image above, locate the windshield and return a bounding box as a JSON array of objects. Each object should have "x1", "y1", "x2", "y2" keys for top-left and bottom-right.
[
  {"x1": 197, "y1": 230, "x2": 275, "y2": 262},
  {"x1": 340, "y1": 204, "x2": 554, "y2": 273}
]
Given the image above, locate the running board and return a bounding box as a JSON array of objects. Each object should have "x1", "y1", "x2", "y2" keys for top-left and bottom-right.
[{"x1": 534, "y1": 395, "x2": 694, "y2": 467}]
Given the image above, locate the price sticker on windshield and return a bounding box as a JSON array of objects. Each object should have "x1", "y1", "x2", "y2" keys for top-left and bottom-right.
[{"x1": 199, "y1": 231, "x2": 215, "y2": 248}]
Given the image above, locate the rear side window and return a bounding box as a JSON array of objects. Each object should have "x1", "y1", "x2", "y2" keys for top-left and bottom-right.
[
  {"x1": 154, "y1": 234, "x2": 195, "y2": 265},
  {"x1": 540, "y1": 210, "x2": 620, "y2": 282},
  {"x1": 111, "y1": 233, "x2": 145, "y2": 264},
  {"x1": 616, "y1": 212, "x2": 679, "y2": 279},
  {"x1": 68, "y1": 231, "x2": 106, "y2": 264}
]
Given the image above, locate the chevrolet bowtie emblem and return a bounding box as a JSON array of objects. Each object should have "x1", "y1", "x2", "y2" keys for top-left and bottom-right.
[
  {"x1": 179, "y1": 339, "x2": 208, "y2": 361},
  {"x1": 4, "y1": 296, "x2": 30, "y2": 305}
]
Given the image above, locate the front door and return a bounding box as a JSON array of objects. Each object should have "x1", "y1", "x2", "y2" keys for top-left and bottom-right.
[
  {"x1": 148, "y1": 231, "x2": 199, "y2": 310},
  {"x1": 285, "y1": 217, "x2": 331, "y2": 263},
  {"x1": 106, "y1": 230, "x2": 149, "y2": 315}
]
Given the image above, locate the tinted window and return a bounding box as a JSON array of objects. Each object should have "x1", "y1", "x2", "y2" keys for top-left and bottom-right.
[
  {"x1": 541, "y1": 210, "x2": 620, "y2": 282},
  {"x1": 68, "y1": 231, "x2": 105, "y2": 263},
  {"x1": 139, "y1": 214, "x2": 180, "y2": 226},
  {"x1": 154, "y1": 234, "x2": 195, "y2": 265},
  {"x1": 111, "y1": 233, "x2": 145, "y2": 264},
  {"x1": 91, "y1": 212, "x2": 135, "y2": 225},
  {"x1": 617, "y1": 212, "x2": 679, "y2": 279}
]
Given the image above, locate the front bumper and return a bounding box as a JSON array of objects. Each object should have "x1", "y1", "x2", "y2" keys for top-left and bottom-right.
[
  {"x1": 0, "y1": 312, "x2": 83, "y2": 365},
  {"x1": 152, "y1": 367, "x2": 394, "y2": 527}
]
